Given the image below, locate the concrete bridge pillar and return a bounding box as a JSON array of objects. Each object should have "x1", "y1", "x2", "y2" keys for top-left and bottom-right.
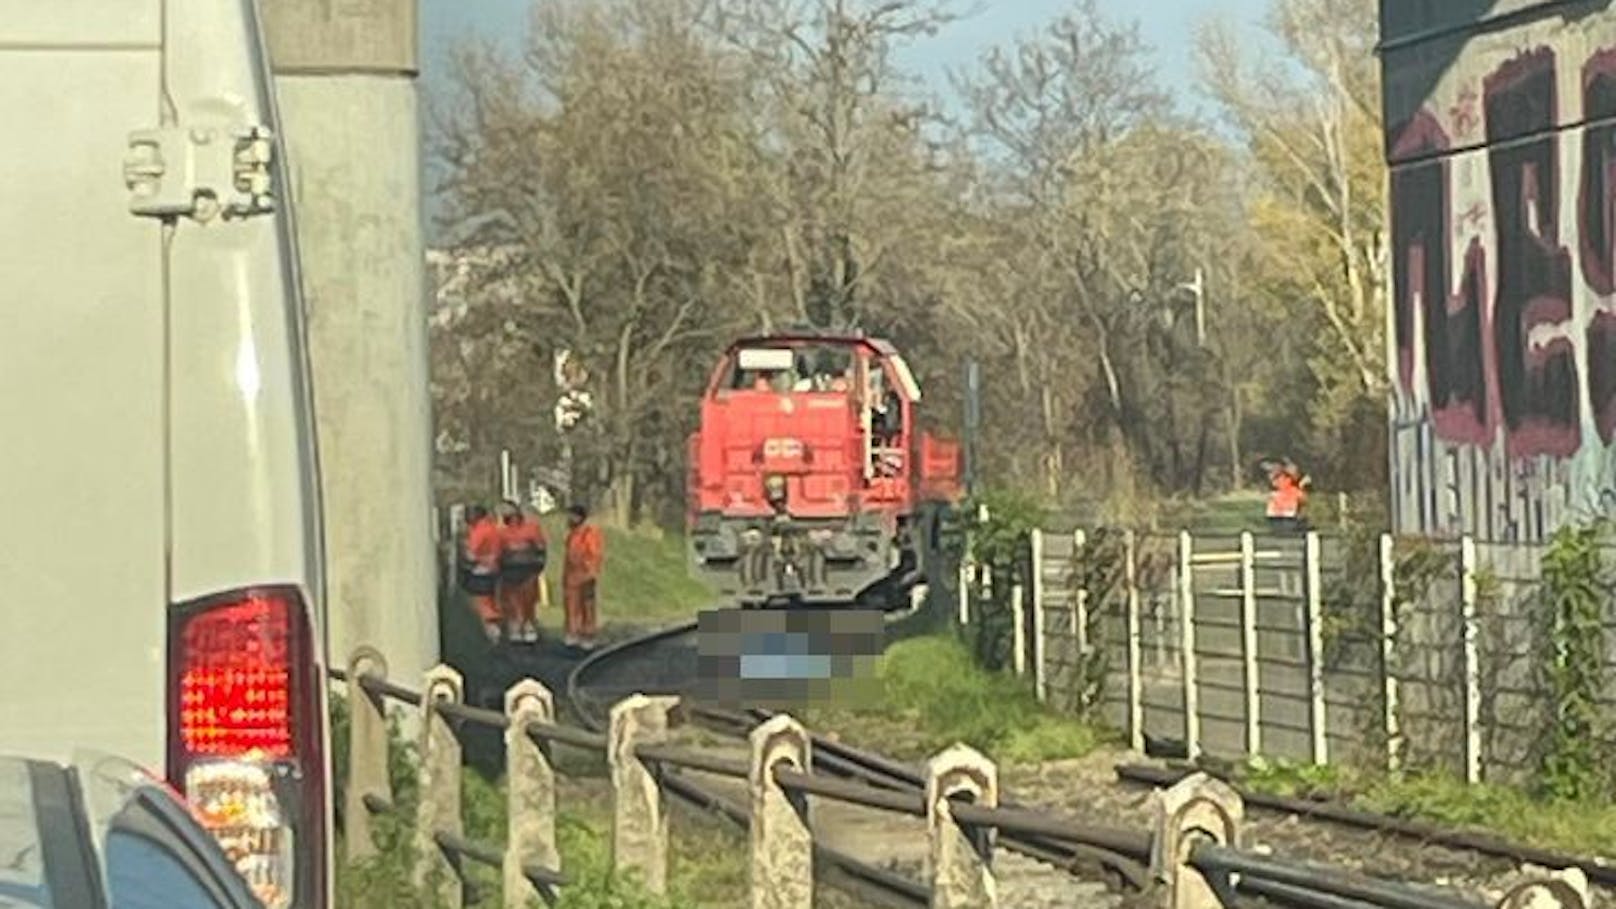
[{"x1": 260, "y1": 0, "x2": 438, "y2": 685}]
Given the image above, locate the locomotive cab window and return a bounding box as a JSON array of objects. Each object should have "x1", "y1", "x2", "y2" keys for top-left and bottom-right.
[{"x1": 724, "y1": 344, "x2": 856, "y2": 393}]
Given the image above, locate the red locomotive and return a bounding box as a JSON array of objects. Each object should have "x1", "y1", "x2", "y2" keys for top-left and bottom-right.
[{"x1": 687, "y1": 330, "x2": 962, "y2": 608}]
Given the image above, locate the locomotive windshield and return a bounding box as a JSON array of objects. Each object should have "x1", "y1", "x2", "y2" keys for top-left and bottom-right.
[{"x1": 725, "y1": 342, "x2": 857, "y2": 393}]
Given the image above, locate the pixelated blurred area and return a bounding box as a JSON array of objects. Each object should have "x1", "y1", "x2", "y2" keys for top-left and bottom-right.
[{"x1": 697, "y1": 608, "x2": 885, "y2": 708}]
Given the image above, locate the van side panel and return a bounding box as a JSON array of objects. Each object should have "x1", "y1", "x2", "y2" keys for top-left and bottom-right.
[
  {"x1": 163, "y1": 0, "x2": 325, "y2": 610},
  {"x1": 0, "y1": 7, "x2": 167, "y2": 764}
]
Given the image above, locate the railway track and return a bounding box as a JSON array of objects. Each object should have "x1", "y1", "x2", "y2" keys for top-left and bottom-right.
[{"x1": 561, "y1": 603, "x2": 1149, "y2": 906}]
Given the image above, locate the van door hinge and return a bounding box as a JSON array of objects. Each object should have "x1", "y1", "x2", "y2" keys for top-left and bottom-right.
[{"x1": 123, "y1": 125, "x2": 276, "y2": 221}]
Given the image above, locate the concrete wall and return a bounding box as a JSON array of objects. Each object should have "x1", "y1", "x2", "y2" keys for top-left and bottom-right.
[
  {"x1": 262, "y1": 0, "x2": 438, "y2": 679},
  {"x1": 1382, "y1": 0, "x2": 1616, "y2": 541}
]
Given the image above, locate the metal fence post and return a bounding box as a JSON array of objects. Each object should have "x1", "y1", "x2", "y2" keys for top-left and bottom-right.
[
  {"x1": 609, "y1": 694, "x2": 677, "y2": 894},
  {"x1": 504, "y1": 679, "x2": 558, "y2": 908},
  {"x1": 344, "y1": 646, "x2": 390, "y2": 863},
  {"x1": 926, "y1": 744, "x2": 998, "y2": 908},
  {"x1": 1239, "y1": 532, "x2": 1261, "y2": 755},
  {"x1": 1495, "y1": 867, "x2": 1590, "y2": 909},
  {"x1": 1460, "y1": 535, "x2": 1482, "y2": 784},
  {"x1": 1030, "y1": 529, "x2": 1046, "y2": 701},
  {"x1": 1150, "y1": 772, "x2": 1243, "y2": 909},
  {"x1": 1011, "y1": 581, "x2": 1027, "y2": 677},
  {"x1": 1178, "y1": 531, "x2": 1201, "y2": 762},
  {"x1": 1126, "y1": 530, "x2": 1144, "y2": 753},
  {"x1": 749, "y1": 715, "x2": 813, "y2": 909},
  {"x1": 957, "y1": 555, "x2": 971, "y2": 626},
  {"x1": 1304, "y1": 532, "x2": 1328, "y2": 765},
  {"x1": 414, "y1": 665, "x2": 465, "y2": 908},
  {"x1": 1379, "y1": 533, "x2": 1402, "y2": 773}
]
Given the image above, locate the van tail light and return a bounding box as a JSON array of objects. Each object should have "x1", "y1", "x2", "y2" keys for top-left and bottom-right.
[{"x1": 166, "y1": 587, "x2": 327, "y2": 909}]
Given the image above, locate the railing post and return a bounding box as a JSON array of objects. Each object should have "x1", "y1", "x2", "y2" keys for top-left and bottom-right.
[
  {"x1": 1178, "y1": 531, "x2": 1200, "y2": 761},
  {"x1": 414, "y1": 665, "x2": 465, "y2": 908},
  {"x1": 1304, "y1": 531, "x2": 1328, "y2": 765},
  {"x1": 749, "y1": 715, "x2": 813, "y2": 909},
  {"x1": 1126, "y1": 530, "x2": 1144, "y2": 753},
  {"x1": 609, "y1": 694, "x2": 677, "y2": 894},
  {"x1": 1379, "y1": 533, "x2": 1402, "y2": 773},
  {"x1": 1460, "y1": 535, "x2": 1481, "y2": 784},
  {"x1": 1238, "y1": 533, "x2": 1261, "y2": 756},
  {"x1": 1495, "y1": 867, "x2": 1590, "y2": 909},
  {"x1": 504, "y1": 679, "x2": 558, "y2": 909},
  {"x1": 1030, "y1": 528, "x2": 1046, "y2": 701},
  {"x1": 1150, "y1": 772, "x2": 1243, "y2": 909},
  {"x1": 344, "y1": 646, "x2": 390, "y2": 863},
  {"x1": 925, "y1": 744, "x2": 998, "y2": 908}
]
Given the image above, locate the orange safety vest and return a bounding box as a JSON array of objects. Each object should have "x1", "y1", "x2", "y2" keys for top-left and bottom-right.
[
  {"x1": 564, "y1": 524, "x2": 605, "y2": 585},
  {"x1": 1267, "y1": 473, "x2": 1304, "y2": 518},
  {"x1": 465, "y1": 518, "x2": 503, "y2": 570}
]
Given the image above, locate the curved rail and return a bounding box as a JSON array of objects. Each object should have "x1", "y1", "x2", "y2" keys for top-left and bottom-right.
[{"x1": 564, "y1": 619, "x2": 699, "y2": 728}]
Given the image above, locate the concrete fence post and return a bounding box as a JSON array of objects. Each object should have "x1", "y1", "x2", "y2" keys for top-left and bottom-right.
[
  {"x1": 925, "y1": 744, "x2": 998, "y2": 908},
  {"x1": 749, "y1": 715, "x2": 813, "y2": 909},
  {"x1": 1303, "y1": 531, "x2": 1328, "y2": 765},
  {"x1": 1125, "y1": 530, "x2": 1144, "y2": 752},
  {"x1": 609, "y1": 694, "x2": 677, "y2": 894},
  {"x1": 1495, "y1": 867, "x2": 1590, "y2": 909},
  {"x1": 1150, "y1": 772, "x2": 1243, "y2": 909},
  {"x1": 344, "y1": 646, "x2": 390, "y2": 862},
  {"x1": 1178, "y1": 532, "x2": 1201, "y2": 761},
  {"x1": 503, "y1": 679, "x2": 558, "y2": 908},
  {"x1": 1073, "y1": 529, "x2": 1090, "y2": 712},
  {"x1": 1379, "y1": 533, "x2": 1403, "y2": 773},
  {"x1": 1238, "y1": 532, "x2": 1261, "y2": 756},
  {"x1": 1460, "y1": 535, "x2": 1482, "y2": 785},
  {"x1": 1011, "y1": 581, "x2": 1027, "y2": 677},
  {"x1": 414, "y1": 664, "x2": 465, "y2": 908},
  {"x1": 1030, "y1": 529, "x2": 1046, "y2": 701}
]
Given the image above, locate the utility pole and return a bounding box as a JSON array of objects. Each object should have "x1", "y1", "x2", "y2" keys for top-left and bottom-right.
[
  {"x1": 963, "y1": 358, "x2": 981, "y2": 499},
  {"x1": 1179, "y1": 267, "x2": 1207, "y2": 347},
  {"x1": 260, "y1": 1, "x2": 438, "y2": 682}
]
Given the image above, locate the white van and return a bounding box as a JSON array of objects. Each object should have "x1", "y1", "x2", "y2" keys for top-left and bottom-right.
[{"x1": 0, "y1": 2, "x2": 332, "y2": 907}]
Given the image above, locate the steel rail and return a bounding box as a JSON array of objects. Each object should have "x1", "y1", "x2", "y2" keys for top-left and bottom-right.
[
  {"x1": 565, "y1": 621, "x2": 931, "y2": 907},
  {"x1": 1193, "y1": 843, "x2": 1485, "y2": 909},
  {"x1": 1116, "y1": 764, "x2": 1616, "y2": 887}
]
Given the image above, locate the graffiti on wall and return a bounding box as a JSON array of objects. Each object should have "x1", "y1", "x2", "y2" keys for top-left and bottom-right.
[{"x1": 1388, "y1": 15, "x2": 1616, "y2": 536}]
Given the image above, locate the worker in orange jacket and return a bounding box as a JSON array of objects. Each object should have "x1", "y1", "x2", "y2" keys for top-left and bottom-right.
[
  {"x1": 497, "y1": 501, "x2": 547, "y2": 643},
  {"x1": 462, "y1": 504, "x2": 504, "y2": 642},
  {"x1": 1264, "y1": 458, "x2": 1310, "y2": 533},
  {"x1": 562, "y1": 503, "x2": 605, "y2": 649}
]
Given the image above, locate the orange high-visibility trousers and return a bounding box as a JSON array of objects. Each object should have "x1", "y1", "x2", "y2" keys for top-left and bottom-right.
[
  {"x1": 471, "y1": 592, "x2": 500, "y2": 623},
  {"x1": 498, "y1": 576, "x2": 540, "y2": 626},
  {"x1": 563, "y1": 579, "x2": 598, "y2": 640}
]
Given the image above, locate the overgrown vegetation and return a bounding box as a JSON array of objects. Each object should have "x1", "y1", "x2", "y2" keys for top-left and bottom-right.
[
  {"x1": 1536, "y1": 521, "x2": 1612, "y2": 801},
  {"x1": 1240, "y1": 758, "x2": 1616, "y2": 859},
  {"x1": 807, "y1": 635, "x2": 1108, "y2": 764}
]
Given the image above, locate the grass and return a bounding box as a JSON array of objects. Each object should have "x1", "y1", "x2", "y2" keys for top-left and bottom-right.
[
  {"x1": 805, "y1": 634, "x2": 1109, "y2": 765},
  {"x1": 536, "y1": 515, "x2": 715, "y2": 626},
  {"x1": 1238, "y1": 757, "x2": 1616, "y2": 860}
]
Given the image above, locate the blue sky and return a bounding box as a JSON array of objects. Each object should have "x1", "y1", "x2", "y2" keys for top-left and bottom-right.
[{"x1": 418, "y1": 0, "x2": 1271, "y2": 107}]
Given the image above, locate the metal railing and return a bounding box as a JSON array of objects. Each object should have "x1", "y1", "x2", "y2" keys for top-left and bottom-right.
[{"x1": 327, "y1": 645, "x2": 1594, "y2": 909}]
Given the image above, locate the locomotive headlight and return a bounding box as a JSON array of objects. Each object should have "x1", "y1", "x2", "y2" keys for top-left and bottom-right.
[{"x1": 764, "y1": 474, "x2": 787, "y2": 506}]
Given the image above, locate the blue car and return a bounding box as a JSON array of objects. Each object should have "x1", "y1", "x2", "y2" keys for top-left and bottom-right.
[{"x1": 0, "y1": 752, "x2": 262, "y2": 909}]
